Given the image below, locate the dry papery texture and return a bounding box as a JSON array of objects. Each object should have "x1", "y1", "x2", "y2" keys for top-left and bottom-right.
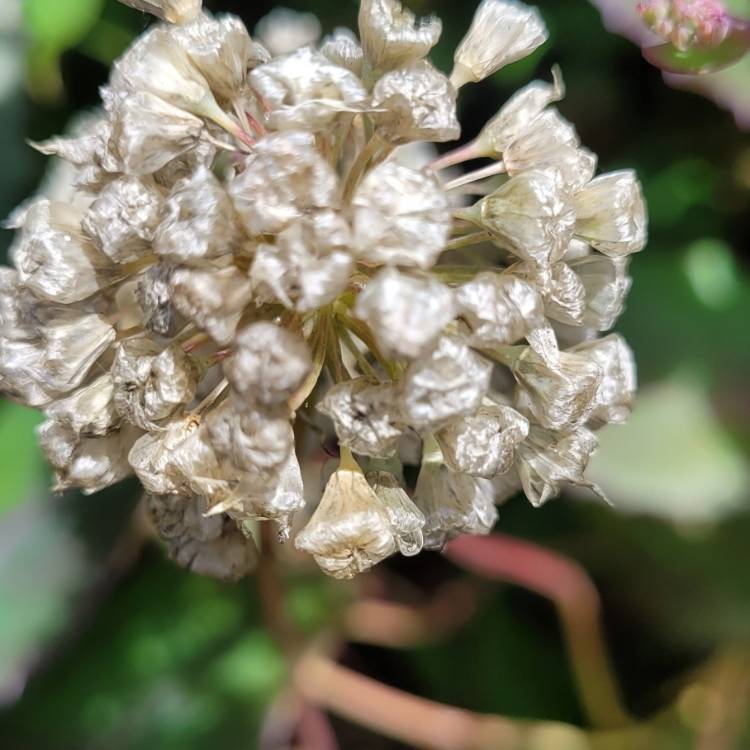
[{"x1": 1, "y1": 0, "x2": 646, "y2": 580}]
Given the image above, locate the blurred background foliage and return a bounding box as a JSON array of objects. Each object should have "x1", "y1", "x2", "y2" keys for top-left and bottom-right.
[{"x1": 0, "y1": 0, "x2": 749, "y2": 748}]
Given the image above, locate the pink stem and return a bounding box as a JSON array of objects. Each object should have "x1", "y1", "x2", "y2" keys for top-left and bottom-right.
[{"x1": 429, "y1": 140, "x2": 482, "y2": 171}]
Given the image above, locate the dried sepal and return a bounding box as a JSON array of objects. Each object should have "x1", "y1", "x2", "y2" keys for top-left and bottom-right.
[
  {"x1": 317, "y1": 378, "x2": 406, "y2": 459},
  {"x1": 358, "y1": 0, "x2": 442, "y2": 72},
  {"x1": 371, "y1": 61, "x2": 460, "y2": 144},
  {"x1": 354, "y1": 268, "x2": 456, "y2": 358},
  {"x1": 574, "y1": 170, "x2": 647, "y2": 256},
  {"x1": 146, "y1": 493, "x2": 258, "y2": 582},
  {"x1": 352, "y1": 161, "x2": 451, "y2": 269},
  {"x1": 223, "y1": 322, "x2": 312, "y2": 407},
  {"x1": 435, "y1": 403, "x2": 529, "y2": 478},
  {"x1": 295, "y1": 451, "x2": 396, "y2": 579},
  {"x1": 366, "y1": 470, "x2": 425, "y2": 556},
  {"x1": 413, "y1": 441, "x2": 498, "y2": 549},
  {"x1": 451, "y1": 0, "x2": 548, "y2": 88},
  {"x1": 399, "y1": 335, "x2": 492, "y2": 431}
]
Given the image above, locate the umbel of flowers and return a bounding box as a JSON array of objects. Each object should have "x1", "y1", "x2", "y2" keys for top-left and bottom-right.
[{"x1": 0, "y1": 0, "x2": 646, "y2": 580}]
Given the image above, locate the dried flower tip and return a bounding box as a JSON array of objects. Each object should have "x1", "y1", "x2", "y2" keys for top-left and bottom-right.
[
  {"x1": 118, "y1": 0, "x2": 202, "y2": 24},
  {"x1": 399, "y1": 335, "x2": 492, "y2": 431},
  {"x1": 451, "y1": 0, "x2": 548, "y2": 88},
  {"x1": 574, "y1": 170, "x2": 647, "y2": 257},
  {"x1": 295, "y1": 451, "x2": 397, "y2": 579},
  {"x1": 456, "y1": 271, "x2": 545, "y2": 347},
  {"x1": 352, "y1": 161, "x2": 451, "y2": 269},
  {"x1": 359, "y1": 0, "x2": 442, "y2": 72},
  {"x1": 223, "y1": 322, "x2": 312, "y2": 407},
  {"x1": 371, "y1": 61, "x2": 460, "y2": 144},
  {"x1": 147, "y1": 493, "x2": 258, "y2": 582},
  {"x1": 366, "y1": 471, "x2": 425, "y2": 556},
  {"x1": 318, "y1": 378, "x2": 406, "y2": 459},
  {"x1": 435, "y1": 403, "x2": 529, "y2": 478},
  {"x1": 320, "y1": 28, "x2": 365, "y2": 77},
  {"x1": 569, "y1": 255, "x2": 632, "y2": 331},
  {"x1": 355, "y1": 268, "x2": 455, "y2": 358},
  {"x1": 413, "y1": 440, "x2": 498, "y2": 549},
  {"x1": 513, "y1": 261, "x2": 586, "y2": 327}
]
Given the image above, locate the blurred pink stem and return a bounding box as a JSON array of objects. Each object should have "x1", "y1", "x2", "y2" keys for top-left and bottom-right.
[{"x1": 444, "y1": 534, "x2": 630, "y2": 729}]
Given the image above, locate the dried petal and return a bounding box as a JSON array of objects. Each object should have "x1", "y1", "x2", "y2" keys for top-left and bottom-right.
[
  {"x1": 250, "y1": 47, "x2": 368, "y2": 132},
  {"x1": 517, "y1": 424, "x2": 604, "y2": 506},
  {"x1": 147, "y1": 493, "x2": 258, "y2": 582},
  {"x1": 355, "y1": 268, "x2": 456, "y2": 358},
  {"x1": 399, "y1": 335, "x2": 492, "y2": 431},
  {"x1": 137, "y1": 263, "x2": 186, "y2": 338},
  {"x1": 223, "y1": 321, "x2": 312, "y2": 407},
  {"x1": 465, "y1": 170, "x2": 576, "y2": 266},
  {"x1": 255, "y1": 8, "x2": 321, "y2": 57},
  {"x1": 451, "y1": 0, "x2": 548, "y2": 87},
  {"x1": 569, "y1": 254, "x2": 632, "y2": 331},
  {"x1": 12, "y1": 200, "x2": 112, "y2": 303},
  {"x1": 456, "y1": 271, "x2": 545, "y2": 346},
  {"x1": 574, "y1": 170, "x2": 647, "y2": 256},
  {"x1": 570, "y1": 334, "x2": 636, "y2": 426},
  {"x1": 82, "y1": 176, "x2": 164, "y2": 263},
  {"x1": 435, "y1": 403, "x2": 529, "y2": 478},
  {"x1": 320, "y1": 28, "x2": 364, "y2": 76},
  {"x1": 155, "y1": 165, "x2": 241, "y2": 262},
  {"x1": 366, "y1": 470, "x2": 425, "y2": 556},
  {"x1": 359, "y1": 0, "x2": 442, "y2": 72},
  {"x1": 295, "y1": 456, "x2": 396, "y2": 579},
  {"x1": 45, "y1": 375, "x2": 119, "y2": 437},
  {"x1": 513, "y1": 261, "x2": 586, "y2": 326},
  {"x1": 317, "y1": 378, "x2": 406, "y2": 458},
  {"x1": 170, "y1": 264, "x2": 253, "y2": 344},
  {"x1": 413, "y1": 442, "x2": 498, "y2": 549},
  {"x1": 352, "y1": 161, "x2": 451, "y2": 268},
  {"x1": 371, "y1": 61, "x2": 460, "y2": 144},
  {"x1": 229, "y1": 131, "x2": 339, "y2": 236},
  {"x1": 119, "y1": 0, "x2": 202, "y2": 24}
]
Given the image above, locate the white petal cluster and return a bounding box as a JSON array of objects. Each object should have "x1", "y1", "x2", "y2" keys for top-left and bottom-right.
[{"x1": 2, "y1": 0, "x2": 647, "y2": 580}]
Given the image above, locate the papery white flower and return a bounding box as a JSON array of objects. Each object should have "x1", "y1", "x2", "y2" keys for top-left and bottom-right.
[
  {"x1": 366, "y1": 470, "x2": 425, "y2": 556},
  {"x1": 255, "y1": 7, "x2": 322, "y2": 57},
  {"x1": 45, "y1": 375, "x2": 119, "y2": 437},
  {"x1": 451, "y1": 0, "x2": 548, "y2": 88},
  {"x1": 354, "y1": 268, "x2": 455, "y2": 358},
  {"x1": 574, "y1": 170, "x2": 647, "y2": 256},
  {"x1": 569, "y1": 254, "x2": 632, "y2": 331},
  {"x1": 359, "y1": 0, "x2": 442, "y2": 72},
  {"x1": 371, "y1": 61, "x2": 460, "y2": 144},
  {"x1": 399, "y1": 335, "x2": 492, "y2": 431},
  {"x1": 137, "y1": 263, "x2": 185, "y2": 338},
  {"x1": 352, "y1": 161, "x2": 451, "y2": 268},
  {"x1": 320, "y1": 28, "x2": 364, "y2": 76}
]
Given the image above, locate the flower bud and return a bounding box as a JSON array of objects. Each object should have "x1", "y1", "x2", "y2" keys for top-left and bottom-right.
[
  {"x1": 352, "y1": 161, "x2": 451, "y2": 269},
  {"x1": 570, "y1": 334, "x2": 636, "y2": 426},
  {"x1": 451, "y1": 0, "x2": 548, "y2": 88},
  {"x1": 155, "y1": 166, "x2": 241, "y2": 262},
  {"x1": 464, "y1": 170, "x2": 576, "y2": 267},
  {"x1": 366, "y1": 470, "x2": 425, "y2": 556},
  {"x1": 413, "y1": 440, "x2": 498, "y2": 549},
  {"x1": 224, "y1": 322, "x2": 312, "y2": 407},
  {"x1": 250, "y1": 47, "x2": 368, "y2": 132},
  {"x1": 318, "y1": 378, "x2": 406, "y2": 458},
  {"x1": 371, "y1": 61, "x2": 460, "y2": 144},
  {"x1": 295, "y1": 451, "x2": 397, "y2": 579},
  {"x1": 146, "y1": 493, "x2": 258, "y2": 582},
  {"x1": 229, "y1": 131, "x2": 339, "y2": 236},
  {"x1": 435, "y1": 403, "x2": 528, "y2": 478},
  {"x1": 456, "y1": 271, "x2": 545, "y2": 346},
  {"x1": 399, "y1": 335, "x2": 492, "y2": 431},
  {"x1": 574, "y1": 170, "x2": 647, "y2": 257},
  {"x1": 358, "y1": 0, "x2": 442, "y2": 72},
  {"x1": 517, "y1": 425, "x2": 604, "y2": 506},
  {"x1": 355, "y1": 268, "x2": 456, "y2": 358},
  {"x1": 118, "y1": 0, "x2": 202, "y2": 24},
  {"x1": 170, "y1": 264, "x2": 253, "y2": 345},
  {"x1": 83, "y1": 176, "x2": 164, "y2": 263}
]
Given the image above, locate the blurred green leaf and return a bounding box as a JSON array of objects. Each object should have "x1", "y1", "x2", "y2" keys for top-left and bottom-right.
[
  {"x1": 22, "y1": 0, "x2": 104, "y2": 52},
  {"x1": 683, "y1": 238, "x2": 741, "y2": 310},
  {"x1": 0, "y1": 403, "x2": 43, "y2": 518}
]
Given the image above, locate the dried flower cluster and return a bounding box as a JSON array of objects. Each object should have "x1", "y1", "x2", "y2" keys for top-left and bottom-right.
[
  {"x1": 637, "y1": 0, "x2": 731, "y2": 50},
  {"x1": 1, "y1": 0, "x2": 646, "y2": 581}
]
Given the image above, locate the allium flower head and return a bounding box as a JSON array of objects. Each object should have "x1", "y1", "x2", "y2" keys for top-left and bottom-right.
[{"x1": 1, "y1": 0, "x2": 647, "y2": 581}]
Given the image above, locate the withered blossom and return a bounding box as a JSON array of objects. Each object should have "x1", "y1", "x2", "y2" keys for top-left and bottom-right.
[{"x1": 1, "y1": 0, "x2": 646, "y2": 580}]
